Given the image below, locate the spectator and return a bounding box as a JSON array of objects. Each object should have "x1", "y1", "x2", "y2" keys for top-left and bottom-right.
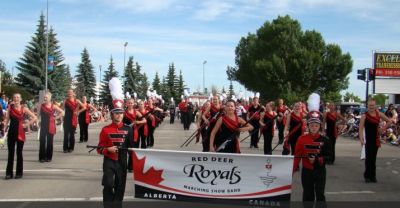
[{"x1": 0, "y1": 93, "x2": 7, "y2": 110}]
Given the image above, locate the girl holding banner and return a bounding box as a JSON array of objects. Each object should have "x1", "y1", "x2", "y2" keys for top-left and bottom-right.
[{"x1": 209, "y1": 100, "x2": 253, "y2": 153}]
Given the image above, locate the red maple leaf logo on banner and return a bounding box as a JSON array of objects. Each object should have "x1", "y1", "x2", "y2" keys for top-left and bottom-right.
[{"x1": 132, "y1": 151, "x2": 164, "y2": 185}]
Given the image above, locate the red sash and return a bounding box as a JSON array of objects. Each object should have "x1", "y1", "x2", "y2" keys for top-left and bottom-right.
[
  {"x1": 222, "y1": 115, "x2": 239, "y2": 132},
  {"x1": 210, "y1": 104, "x2": 220, "y2": 114},
  {"x1": 326, "y1": 112, "x2": 338, "y2": 138},
  {"x1": 41, "y1": 104, "x2": 56, "y2": 135},
  {"x1": 65, "y1": 99, "x2": 78, "y2": 128},
  {"x1": 10, "y1": 106, "x2": 25, "y2": 142},
  {"x1": 125, "y1": 110, "x2": 139, "y2": 142},
  {"x1": 85, "y1": 105, "x2": 90, "y2": 124},
  {"x1": 366, "y1": 110, "x2": 381, "y2": 147},
  {"x1": 139, "y1": 110, "x2": 148, "y2": 137}
]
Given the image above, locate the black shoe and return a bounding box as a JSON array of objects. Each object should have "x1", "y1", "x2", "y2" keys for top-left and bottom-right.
[
  {"x1": 39, "y1": 159, "x2": 46, "y2": 163},
  {"x1": 371, "y1": 178, "x2": 377, "y2": 183},
  {"x1": 15, "y1": 175, "x2": 22, "y2": 179},
  {"x1": 128, "y1": 169, "x2": 133, "y2": 173},
  {"x1": 79, "y1": 141, "x2": 83, "y2": 143},
  {"x1": 63, "y1": 150, "x2": 68, "y2": 153},
  {"x1": 254, "y1": 145, "x2": 259, "y2": 148},
  {"x1": 365, "y1": 178, "x2": 371, "y2": 183},
  {"x1": 46, "y1": 159, "x2": 51, "y2": 162},
  {"x1": 4, "y1": 175, "x2": 12, "y2": 180}
]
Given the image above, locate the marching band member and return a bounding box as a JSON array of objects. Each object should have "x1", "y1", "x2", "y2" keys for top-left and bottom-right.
[
  {"x1": 247, "y1": 93, "x2": 262, "y2": 148},
  {"x1": 63, "y1": 89, "x2": 83, "y2": 153},
  {"x1": 283, "y1": 102, "x2": 306, "y2": 155},
  {"x1": 198, "y1": 101, "x2": 210, "y2": 151},
  {"x1": 359, "y1": 98, "x2": 391, "y2": 183},
  {"x1": 97, "y1": 78, "x2": 133, "y2": 208},
  {"x1": 4, "y1": 93, "x2": 37, "y2": 179},
  {"x1": 276, "y1": 99, "x2": 289, "y2": 144},
  {"x1": 39, "y1": 92, "x2": 64, "y2": 162},
  {"x1": 145, "y1": 98, "x2": 163, "y2": 147},
  {"x1": 209, "y1": 99, "x2": 253, "y2": 153},
  {"x1": 77, "y1": 96, "x2": 97, "y2": 143},
  {"x1": 259, "y1": 102, "x2": 276, "y2": 155},
  {"x1": 203, "y1": 95, "x2": 222, "y2": 152},
  {"x1": 322, "y1": 103, "x2": 345, "y2": 164},
  {"x1": 293, "y1": 93, "x2": 332, "y2": 204}
]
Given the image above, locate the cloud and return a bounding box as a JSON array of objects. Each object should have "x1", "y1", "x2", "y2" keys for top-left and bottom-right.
[
  {"x1": 193, "y1": 1, "x2": 233, "y2": 21},
  {"x1": 101, "y1": 0, "x2": 181, "y2": 13}
]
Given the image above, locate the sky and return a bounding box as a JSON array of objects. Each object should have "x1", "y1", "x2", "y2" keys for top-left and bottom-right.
[{"x1": 0, "y1": 0, "x2": 399, "y2": 99}]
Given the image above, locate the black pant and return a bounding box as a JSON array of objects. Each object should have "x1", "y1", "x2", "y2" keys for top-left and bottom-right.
[
  {"x1": 63, "y1": 123, "x2": 76, "y2": 152},
  {"x1": 250, "y1": 121, "x2": 259, "y2": 147},
  {"x1": 146, "y1": 125, "x2": 155, "y2": 147},
  {"x1": 6, "y1": 136, "x2": 24, "y2": 177},
  {"x1": 182, "y1": 112, "x2": 190, "y2": 130},
  {"x1": 289, "y1": 136, "x2": 299, "y2": 156},
  {"x1": 39, "y1": 130, "x2": 54, "y2": 161},
  {"x1": 277, "y1": 121, "x2": 285, "y2": 144},
  {"x1": 79, "y1": 121, "x2": 89, "y2": 142},
  {"x1": 364, "y1": 143, "x2": 378, "y2": 180},
  {"x1": 170, "y1": 113, "x2": 175, "y2": 124},
  {"x1": 201, "y1": 128, "x2": 209, "y2": 152},
  {"x1": 328, "y1": 135, "x2": 336, "y2": 164},
  {"x1": 301, "y1": 168, "x2": 326, "y2": 202},
  {"x1": 263, "y1": 130, "x2": 273, "y2": 155},
  {"x1": 102, "y1": 157, "x2": 127, "y2": 208}
]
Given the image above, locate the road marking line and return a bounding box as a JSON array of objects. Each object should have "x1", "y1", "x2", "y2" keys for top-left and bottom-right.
[
  {"x1": 0, "y1": 169, "x2": 102, "y2": 172},
  {"x1": 0, "y1": 196, "x2": 137, "y2": 202},
  {"x1": 326, "y1": 191, "x2": 375, "y2": 195}
]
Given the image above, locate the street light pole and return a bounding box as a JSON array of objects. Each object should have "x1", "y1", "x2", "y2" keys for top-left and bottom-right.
[
  {"x1": 98, "y1": 65, "x2": 102, "y2": 103},
  {"x1": 123, "y1": 42, "x2": 128, "y2": 93},
  {"x1": 203, "y1": 60, "x2": 207, "y2": 94},
  {"x1": 45, "y1": 0, "x2": 49, "y2": 92}
]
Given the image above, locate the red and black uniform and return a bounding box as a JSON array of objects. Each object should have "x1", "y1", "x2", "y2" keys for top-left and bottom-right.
[
  {"x1": 276, "y1": 105, "x2": 287, "y2": 144},
  {"x1": 39, "y1": 104, "x2": 56, "y2": 162},
  {"x1": 79, "y1": 104, "x2": 91, "y2": 143},
  {"x1": 214, "y1": 115, "x2": 240, "y2": 154},
  {"x1": 63, "y1": 99, "x2": 78, "y2": 152},
  {"x1": 146, "y1": 106, "x2": 156, "y2": 147},
  {"x1": 200, "y1": 107, "x2": 210, "y2": 152},
  {"x1": 6, "y1": 105, "x2": 26, "y2": 178},
  {"x1": 325, "y1": 112, "x2": 338, "y2": 164},
  {"x1": 138, "y1": 109, "x2": 149, "y2": 148},
  {"x1": 363, "y1": 111, "x2": 381, "y2": 182},
  {"x1": 97, "y1": 122, "x2": 133, "y2": 207},
  {"x1": 248, "y1": 104, "x2": 261, "y2": 148},
  {"x1": 261, "y1": 111, "x2": 276, "y2": 155},
  {"x1": 179, "y1": 100, "x2": 190, "y2": 130},
  {"x1": 293, "y1": 133, "x2": 332, "y2": 202},
  {"x1": 123, "y1": 109, "x2": 141, "y2": 172},
  {"x1": 206, "y1": 104, "x2": 222, "y2": 152},
  {"x1": 284, "y1": 112, "x2": 304, "y2": 155}
]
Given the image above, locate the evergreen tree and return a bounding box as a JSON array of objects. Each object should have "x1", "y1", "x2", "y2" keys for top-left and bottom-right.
[
  {"x1": 160, "y1": 76, "x2": 171, "y2": 101},
  {"x1": 75, "y1": 48, "x2": 96, "y2": 99},
  {"x1": 0, "y1": 59, "x2": 13, "y2": 86},
  {"x1": 152, "y1": 72, "x2": 161, "y2": 93},
  {"x1": 166, "y1": 63, "x2": 178, "y2": 101},
  {"x1": 123, "y1": 56, "x2": 139, "y2": 95},
  {"x1": 228, "y1": 82, "x2": 235, "y2": 99},
  {"x1": 138, "y1": 72, "x2": 149, "y2": 98},
  {"x1": 222, "y1": 86, "x2": 226, "y2": 94},
  {"x1": 99, "y1": 56, "x2": 119, "y2": 107},
  {"x1": 15, "y1": 14, "x2": 70, "y2": 99},
  {"x1": 177, "y1": 70, "x2": 185, "y2": 97}
]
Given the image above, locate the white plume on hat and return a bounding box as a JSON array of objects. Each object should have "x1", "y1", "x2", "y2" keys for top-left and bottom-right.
[
  {"x1": 170, "y1": 97, "x2": 174, "y2": 102},
  {"x1": 238, "y1": 92, "x2": 244, "y2": 100},
  {"x1": 222, "y1": 93, "x2": 227, "y2": 99},
  {"x1": 231, "y1": 95, "x2": 237, "y2": 102},
  {"x1": 133, "y1": 92, "x2": 137, "y2": 98},
  {"x1": 184, "y1": 89, "x2": 189, "y2": 97},
  {"x1": 109, "y1": 77, "x2": 124, "y2": 100},
  {"x1": 307, "y1": 93, "x2": 320, "y2": 112},
  {"x1": 254, "y1": 92, "x2": 260, "y2": 98},
  {"x1": 181, "y1": 95, "x2": 184, "y2": 99},
  {"x1": 125, "y1": 92, "x2": 131, "y2": 99},
  {"x1": 146, "y1": 90, "x2": 151, "y2": 97}
]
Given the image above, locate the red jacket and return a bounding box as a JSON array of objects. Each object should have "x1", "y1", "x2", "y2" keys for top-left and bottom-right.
[
  {"x1": 97, "y1": 122, "x2": 133, "y2": 161},
  {"x1": 293, "y1": 133, "x2": 332, "y2": 171},
  {"x1": 178, "y1": 101, "x2": 188, "y2": 113}
]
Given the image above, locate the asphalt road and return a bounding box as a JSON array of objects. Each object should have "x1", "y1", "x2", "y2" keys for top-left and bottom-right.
[{"x1": 0, "y1": 118, "x2": 399, "y2": 202}]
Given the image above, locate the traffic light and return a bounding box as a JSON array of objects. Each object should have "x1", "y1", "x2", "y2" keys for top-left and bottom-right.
[
  {"x1": 357, "y1": 69, "x2": 366, "y2": 81},
  {"x1": 369, "y1": 68, "x2": 375, "y2": 80}
]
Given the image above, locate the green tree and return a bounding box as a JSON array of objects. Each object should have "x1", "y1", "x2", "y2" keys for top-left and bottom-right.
[
  {"x1": 75, "y1": 48, "x2": 96, "y2": 99},
  {"x1": 226, "y1": 66, "x2": 235, "y2": 99},
  {"x1": 123, "y1": 56, "x2": 138, "y2": 95},
  {"x1": 99, "y1": 56, "x2": 118, "y2": 107},
  {"x1": 0, "y1": 59, "x2": 14, "y2": 87},
  {"x1": 160, "y1": 76, "x2": 171, "y2": 101},
  {"x1": 343, "y1": 92, "x2": 361, "y2": 103},
  {"x1": 232, "y1": 15, "x2": 352, "y2": 104},
  {"x1": 166, "y1": 63, "x2": 178, "y2": 101},
  {"x1": 138, "y1": 72, "x2": 149, "y2": 99},
  {"x1": 15, "y1": 14, "x2": 71, "y2": 99},
  {"x1": 370, "y1": 94, "x2": 388, "y2": 106},
  {"x1": 152, "y1": 72, "x2": 161, "y2": 93},
  {"x1": 177, "y1": 70, "x2": 185, "y2": 97}
]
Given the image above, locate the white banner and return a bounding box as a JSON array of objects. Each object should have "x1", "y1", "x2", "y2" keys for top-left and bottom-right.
[{"x1": 132, "y1": 149, "x2": 294, "y2": 204}]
